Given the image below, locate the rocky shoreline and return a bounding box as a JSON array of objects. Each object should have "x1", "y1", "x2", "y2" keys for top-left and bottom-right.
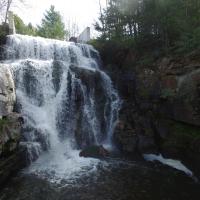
[
  {"x1": 0, "y1": 64, "x2": 25, "y2": 187},
  {"x1": 103, "y1": 50, "x2": 200, "y2": 178},
  {"x1": 1, "y1": 38, "x2": 200, "y2": 186}
]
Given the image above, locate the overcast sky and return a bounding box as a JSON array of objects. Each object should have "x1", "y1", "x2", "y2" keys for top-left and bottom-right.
[{"x1": 12, "y1": 0, "x2": 107, "y2": 36}]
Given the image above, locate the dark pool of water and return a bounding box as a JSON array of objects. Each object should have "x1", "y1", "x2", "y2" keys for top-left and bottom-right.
[{"x1": 0, "y1": 159, "x2": 199, "y2": 200}]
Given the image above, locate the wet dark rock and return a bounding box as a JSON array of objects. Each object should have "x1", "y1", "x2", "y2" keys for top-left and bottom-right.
[
  {"x1": 103, "y1": 50, "x2": 200, "y2": 171},
  {"x1": 52, "y1": 61, "x2": 63, "y2": 94},
  {"x1": 114, "y1": 120, "x2": 138, "y2": 153},
  {"x1": 0, "y1": 148, "x2": 26, "y2": 187},
  {"x1": 69, "y1": 37, "x2": 77, "y2": 43},
  {"x1": 0, "y1": 63, "x2": 25, "y2": 186},
  {"x1": 0, "y1": 113, "x2": 25, "y2": 186},
  {"x1": 0, "y1": 113, "x2": 21, "y2": 157},
  {"x1": 79, "y1": 145, "x2": 109, "y2": 158},
  {"x1": 0, "y1": 24, "x2": 8, "y2": 49},
  {"x1": 61, "y1": 65, "x2": 109, "y2": 147},
  {"x1": 14, "y1": 61, "x2": 44, "y2": 106}
]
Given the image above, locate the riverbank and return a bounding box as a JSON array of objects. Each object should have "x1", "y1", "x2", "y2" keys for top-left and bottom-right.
[
  {"x1": 92, "y1": 41, "x2": 200, "y2": 179},
  {"x1": 0, "y1": 157, "x2": 199, "y2": 200}
]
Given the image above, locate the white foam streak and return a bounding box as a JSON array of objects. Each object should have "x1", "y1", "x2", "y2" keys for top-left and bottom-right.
[
  {"x1": 28, "y1": 141, "x2": 100, "y2": 184},
  {"x1": 143, "y1": 154, "x2": 193, "y2": 177}
]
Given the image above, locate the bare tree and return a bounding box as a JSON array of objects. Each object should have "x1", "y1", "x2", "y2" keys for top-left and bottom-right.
[
  {"x1": 0, "y1": 0, "x2": 7, "y2": 22},
  {"x1": 0, "y1": 0, "x2": 7, "y2": 11},
  {"x1": 4, "y1": 0, "x2": 13, "y2": 23},
  {"x1": 98, "y1": 0, "x2": 106, "y2": 36},
  {"x1": 65, "y1": 19, "x2": 79, "y2": 40},
  {"x1": 0, "y1": 0, "x2": 26, "y2": 23}
]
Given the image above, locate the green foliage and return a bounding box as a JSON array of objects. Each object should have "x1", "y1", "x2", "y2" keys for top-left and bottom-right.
[
  {"x1": 14, "y1": 15, "x2": 25, "y2": 34},
  {"x1": 160, "y1": 89, "x2": 176, "y2": 99},
  {"x1": 37, "y1": 5, "x2": 66, "y2": 40},
  {"x1": 163, "y1": 121, "x2": 200, "y2": 153},
  {"x1": 173, "y1": 123, "x2": 200, "y2": 139},
  {"x1": 95, "y1": 0, "x2": 200, "y2": 57},
  {"x1": 0, "y1": 118, "x2": 8, "y2": 131},
  {"x1": 0, "y1": 23, "x2": 8, "y2": 40},
  {"x1": 14, "y1": 15, "x2": 37, "y2": 36},
  {"x1": 136, "y1": 55, "x2": 155, "y2": 66},
  {"x1": 174, "y1": 28, "x2": 200, "y2": 53},
  {"x1": 90, "y1": 38, "x2": 135, "y2": 69}
]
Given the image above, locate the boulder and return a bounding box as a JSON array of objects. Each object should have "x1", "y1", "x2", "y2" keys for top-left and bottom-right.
[
  {"x1": 0, "y1": 148, "x2": 26, "y2": 186},
  {"x1": 69, "y1": 37, "x2": 77, "y2": 43},
  {"x1": 0, "y1": 64, "x2": 16, "y2": 117},
  {"x1": 114, "y1": 120, "x2": 138, "y2": 153},
  {"x1": 0, "y1": 112, "x2": 25, "y2": 186},
  {"x1": 0, "y1": 113, "x2": 21, "y2": 157},
  {"x1": 79, "y1": 145, "x2": 109, "y2": 158},
  {"x1": 0, "y1": 64, "x2": 25, "y2": 186},
  {"x1": 108, "y1": 52, "x2": 200, "y2": 174}
]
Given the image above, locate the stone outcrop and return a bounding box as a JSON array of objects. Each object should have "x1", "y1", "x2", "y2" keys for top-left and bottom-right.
[
  {"x1": 0, "y1": 64, "x2": 16, "y2": 117},
  {"x1": 0, "y1": 25, "x2": 8, "y2": 61},
  {"x1": 103, "y1": 50, "x2": 200, "y2": 173},
  {"x1": 0, "y1": 113, "x2": 21, "y2": 156},
  {"x1": 79, "y1": 145, "x2": 109, "y2": 158},
  {"x1": 0, "y1": 64, "x2": 24, "y2": 186},
  {"x1": 0, "y1": 113, "x2": 25, "y2": 186}
]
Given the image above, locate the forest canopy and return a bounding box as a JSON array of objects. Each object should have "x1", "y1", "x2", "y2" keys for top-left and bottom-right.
[
  {"x1": 95, "y1": 0, "x2": 200, "y2": 55},
  {"x1": 0, "y1": 4, "x2": 67, "y2": 41}
]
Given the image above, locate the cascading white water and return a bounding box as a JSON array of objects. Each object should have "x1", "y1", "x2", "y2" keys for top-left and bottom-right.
[{"x1": 4, "y1": 34, "x2": 121, "y2": 182}]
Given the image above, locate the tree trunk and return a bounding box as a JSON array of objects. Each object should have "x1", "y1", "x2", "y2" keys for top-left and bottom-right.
[{"x1": 4, "y1": 0, "x2": 12, "y2": 23}]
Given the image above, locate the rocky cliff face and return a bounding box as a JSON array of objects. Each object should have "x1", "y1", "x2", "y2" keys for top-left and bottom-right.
[
  {"x1": 103, "y1": 50, "x2": 200, "y2": 174},
  {"x1": 0, "y1": 64, "x2": 16, "y2": 116},
  {"x1": 0, "y1": 64, "x2": 24, "y2": 186}
]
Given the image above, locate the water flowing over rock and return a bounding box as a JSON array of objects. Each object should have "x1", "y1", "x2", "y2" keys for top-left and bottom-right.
[{"x1": 3, "y1": 34, "x2": 121, "y2": 173}]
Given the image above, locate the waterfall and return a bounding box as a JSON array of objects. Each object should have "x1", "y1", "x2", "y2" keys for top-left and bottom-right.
[{"x1": 3, "y1": 34, "x2": 121, "y2": 182}]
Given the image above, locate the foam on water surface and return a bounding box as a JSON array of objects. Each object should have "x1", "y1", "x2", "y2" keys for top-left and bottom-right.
[
  {"x1": 143, "y1": 154, "x2": 193, "y2": 177},
  {"x1": 4, "y1": 34, "x2": 121, "y2": 183}
]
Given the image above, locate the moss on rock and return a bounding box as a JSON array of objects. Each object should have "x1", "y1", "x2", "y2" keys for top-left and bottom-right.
[
  {"x1": 0, "y1": 114, "x2": 21, "y2": 157},
  {"x1": 0, "y1": 118, "x2": 9, "y2": 131},
  {"x1": 162, "y1": 121, "x2": 200, "y2": 154}
]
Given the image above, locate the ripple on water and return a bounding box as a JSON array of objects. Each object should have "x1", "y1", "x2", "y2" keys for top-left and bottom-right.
[{"x1": 1, "y1": 158, "x2": 200, "y2": 200}]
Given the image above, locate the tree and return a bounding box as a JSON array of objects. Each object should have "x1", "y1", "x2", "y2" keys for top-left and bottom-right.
[
  {"x1": 0, "y1": 0, "x2": 7, "y2": 14},
  {"x1": 0, "y1": 0, "x2": 10, "y2": 22},
  {"x1": 95, "y1": 0, "x2": 200, "y2": 55},
  {"x1": 4, "y1": 0, "x2": 12, "y2": 23},
  {"x1": 14, "y1": 13, "x2": 26, "y2": 33},
  {"x1": 14, "y1": 14, "x2": 36, "y2": 35},
  {"x1": 37, "y1": 5, "x2": 66, "y2": 40},
  {"x1": 65, "y1": 19, "x2": 79, "y2": 40},
  {"x1": 0, "y1": 0, "x2": 25, "y2": 23}
]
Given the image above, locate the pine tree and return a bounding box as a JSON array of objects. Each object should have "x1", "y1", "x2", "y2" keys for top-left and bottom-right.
[
  {"x1": 37, "y1": 5, "x2": 66, "y2": 40},
  {"x1": 95, "y1": 0, "x2": 200, "y2": 54}
]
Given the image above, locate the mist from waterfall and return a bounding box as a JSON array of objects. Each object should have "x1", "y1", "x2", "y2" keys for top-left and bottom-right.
[{"x1": 4, "y1": 34, "x2": 121, "y2": 183}]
